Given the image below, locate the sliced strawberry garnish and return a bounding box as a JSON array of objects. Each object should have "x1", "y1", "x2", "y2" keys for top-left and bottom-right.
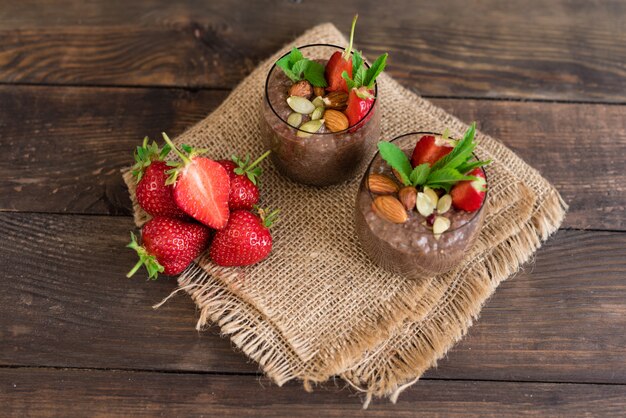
[
  {"x1": 450, "y1": 168, "x2": 487, "y2": 212},
  {"x1": 325, "y1": 15, "x2": 358, "y2": 92},
  {"x1": 410, "y1": 135, "x2": 454, "y2": 167},
  {"x1": 162, "y1": 133, "x2": 230, "y2": 229},
  {"x1": 345, "y1": 87, "x2": 375, "y2": 128}
]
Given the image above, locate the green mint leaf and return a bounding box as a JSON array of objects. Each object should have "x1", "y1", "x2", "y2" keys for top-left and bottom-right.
[
  {"x1": 291, "y1": 59, "x2": 309, "y2": 78},
  {"x1": 430, "y1": 123, "x2": 476, "y2": 171},
  {"x1": 276, "y1": 55, "x2": 299, "y2": 82},
  {"x1": 409, "y1": 163, "x2": 430, "y2": 186},
  {"x1": 426, "y1": 183, "x2": 452, "y2": 193},
  {"x1": 457, "y1": 159, "x2": 491, "y2": 175},
  {"x1": 304, "y1": 60, "x2": 327, "y2": 87},
  {"x1": 352, "y1": 50, "x2": 364, "y2": 74},
  {"x1": 426, "y1": 168, "x2": 477, "y2": 186},
  {"x1": 289, "y1": 47, "x2": 303, "y2": 66},
  {"x1": 342, "y1": 70, "x2": 356, "y2": 91},
  {"x1": 354, "y1": 65, "x2": 367, "y2": 87},
  {"x1": 364, "y1": 53, "x2": 388, "y2": 88},
  {"x1": 377, "y1": 141, "x2": 412, "y2": 186}
]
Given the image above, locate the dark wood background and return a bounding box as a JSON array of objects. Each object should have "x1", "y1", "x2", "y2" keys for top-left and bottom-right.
[{"x1": 1, "y1": 1, "x2": 625, "y2": 416}]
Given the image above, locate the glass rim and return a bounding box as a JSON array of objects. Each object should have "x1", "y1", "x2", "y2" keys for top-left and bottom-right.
[
  {"x1": 365, "y1": 131, "x2": 489, "y2": 234},
  {"x1": 264, "y1": 43, "x2": 379, "y2": 135}
]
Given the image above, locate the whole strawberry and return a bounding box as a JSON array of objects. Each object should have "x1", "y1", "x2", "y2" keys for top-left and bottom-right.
[
  {"x1": 210, "y1": 208, "x2": 279, "y2": 267},
  {"x1": 132, "y1": 137, "x2": 186, "y2": 219},
  {"x1": 162, "y1": 133, "x2": 231, "y2": 229},
  {"x1": 126, "y1": 217, "x2": 211, "y2": 279},
  {"x1": 218, "y1": 151, "x2": 271, "y2": 211}
]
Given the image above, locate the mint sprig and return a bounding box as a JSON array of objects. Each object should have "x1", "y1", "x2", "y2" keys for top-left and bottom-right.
[
  {"x1": 276, "y1": 47, "x2": 327, "y2": 87},
  {"x1": 376, "y1": 123, "x2": 492, "y2": 192},
  {"x1": 342, "y1": 50, "x2": 388, "y2": 91}
]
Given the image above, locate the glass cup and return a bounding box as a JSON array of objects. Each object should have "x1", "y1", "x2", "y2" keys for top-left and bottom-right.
[
  {"x1": 354, "y1": 132, "x2": 487, "y2": 280},
  {"x1": 261, "y1": 44, "x2": 381, "y2": 187}
]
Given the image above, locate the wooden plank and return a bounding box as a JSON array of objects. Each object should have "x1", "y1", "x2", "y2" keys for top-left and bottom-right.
[
  {"x1": 1, "y1": 212, "x2": 625, "y2": 384},
  {"x1": 2, "y1": 368, "x2": 625, "y2": 417},
  {"x1": 0, "y1": 85, "x2": 226, "y2": 215},
  {"x1": 0, "y1": 212, "x2": 257, "y2": 374},
  {"x1": 1, "y1": 85, "x2": 624, "y2": 230},
  {"x1": 0, "y1": 0, "x2": 625, "y2": 101}
]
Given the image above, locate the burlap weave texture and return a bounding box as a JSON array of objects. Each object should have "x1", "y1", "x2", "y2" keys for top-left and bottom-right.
[{"x1": 124, "y1": 23, "x2": 566, "y2": 404}]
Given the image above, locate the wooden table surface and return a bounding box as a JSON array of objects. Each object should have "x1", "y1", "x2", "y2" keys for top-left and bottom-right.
[{"x1": 1, "y1": 1, "x2": 625, "y2": 416}]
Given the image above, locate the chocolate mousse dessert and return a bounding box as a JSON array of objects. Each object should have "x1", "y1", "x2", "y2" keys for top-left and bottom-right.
[
  {"x1": 260, "y1": 16, "x2": 387, "y2": 186},
  {"x1": 355, "y1": 124, "x2": 491, "y2": 280}
]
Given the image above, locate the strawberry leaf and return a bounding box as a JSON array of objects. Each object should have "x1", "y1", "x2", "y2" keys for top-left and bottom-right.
[{"x1": 377, "y1": 142, "x2": 412, "y2": 186}]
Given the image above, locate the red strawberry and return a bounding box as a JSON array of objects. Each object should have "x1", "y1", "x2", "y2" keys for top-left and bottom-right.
[
  {"x1": 126, "y1": 217, "x2": 211, "y2": 279},
  {"x1": 218, "y1": 151, "x2": 271, "y2": 211},
  {"x1": 162, "y1": 133, "x2": 230, "y2": 229},
  {"x1": 341, "y1": 50, "x2": 387, "y2": 130},
  {"x1": 132, "y1": 138, "x2": 186, "y2": 218},
  {"x1": 450, "y1": 168, "x2": 487, "y2": 212},
  {"x1": 345, "y1": 87, "x2": 376, "y2": 128},
  {"x1": 209, "y1": 208, "x2": 279, "y2": 267},
  {"x1": 325, "y1": 15, "x2": 358, "y2": 92},
  {"x1": 410, "y1": 135, "x2": 454, "y2": 167}
]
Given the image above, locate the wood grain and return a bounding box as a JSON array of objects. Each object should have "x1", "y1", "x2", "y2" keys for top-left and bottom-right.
[
  {"x1": 1, "y1": 85, "x2": 624, "y2": 230},
  {"x1": 2, "y1": 368, "x2": 625, "y2": 417},
  {"x1": 1, "y1": 212, "x2": 624, "y2": 384},
  {"x1": 0, "y1": 0, "x2": 625, "y2": 101}
]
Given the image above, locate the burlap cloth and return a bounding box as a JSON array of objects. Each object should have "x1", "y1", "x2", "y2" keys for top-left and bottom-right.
[{"x1": 123, "y1": 24, "x2": 566, "y2": 405}]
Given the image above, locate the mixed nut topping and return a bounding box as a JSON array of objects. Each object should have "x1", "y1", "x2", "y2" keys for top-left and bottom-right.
[
  {"x1": 368, "y1": 124, "x2": 491, "y2": 239},
  {"x1": 275, "y1": 15, "x2": 387, "y2": 137}
]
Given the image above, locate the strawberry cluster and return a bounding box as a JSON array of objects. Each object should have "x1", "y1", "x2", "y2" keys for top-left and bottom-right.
[{"x1": 126, "y1": 135, "x2": 277, "y2": 280}]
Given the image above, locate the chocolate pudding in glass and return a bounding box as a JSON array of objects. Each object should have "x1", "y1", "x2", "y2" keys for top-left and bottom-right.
[
  {"x1": 261, "y1": 44, "x2": 381, "y2": 186},
  {"x1": 354, "y1": 132, "x2": 487, "y2": 280}
]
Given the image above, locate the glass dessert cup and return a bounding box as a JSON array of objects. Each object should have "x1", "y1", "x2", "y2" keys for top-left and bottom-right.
[
  {"x1": 354, "y1": 132, "x2": 487, "y2": 280},
  {"x1": 261, "y1": 44, "x2": 381, "y2": 187}
]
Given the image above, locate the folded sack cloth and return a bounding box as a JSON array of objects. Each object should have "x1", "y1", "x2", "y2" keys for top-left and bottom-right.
[{"x1": 124, "y1": 23, "x2": 566, "y2": 405}]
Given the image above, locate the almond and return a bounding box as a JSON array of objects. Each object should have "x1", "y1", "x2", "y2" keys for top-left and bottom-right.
[
  {"x1": 313, "y1": 86, "x2": 326, "y2": 98},
  {"x1": 323, "y1": 91, "x2": 348, "y2": 110},
  {"x1": 288, "y1": 80, "x2": 313, "y2": 99},
  {"x1": 398, "y1": 186, "x2": 417, "y2": 211},
  {"x1": 368, "y1": 174, "x2": 400, "y2": 194},
  {"x1": 372, "y1": 195, "x2": 408, "y2": 224},
  {"x1": 324, "y1": 109, "x2": 349, "y2": 132}
]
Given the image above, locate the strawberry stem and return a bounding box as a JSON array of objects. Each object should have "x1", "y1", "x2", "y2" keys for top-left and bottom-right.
[
  {"x1": 161, "y1": 132, "x2": 191, "y2": 165},
  {"x1": 246, "y1": 150, "x2": 271, "y2": 172},
  {"x1": 343, "y1": 14, "x2": 358, "y2": 61},
  {"x1": 258, "y1": 207, "x2": 280, "y2": 228}
]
